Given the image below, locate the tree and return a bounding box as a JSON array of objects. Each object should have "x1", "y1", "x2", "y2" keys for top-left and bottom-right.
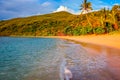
[
  {"x1": 112, "y1": 5, "x2": 120, "y2": 12},
  {"x1": 80, "y1": 0, "x2": 92, "y2": 27},
  {"x1": 109, "y1": 5, "x2": 120, "y2": 30},
  {"x1": 112, "y1": 5, "x2": 120, "y2": 22},
  {"x1": 99, "y1": 8, "x2": 109, "y2": 28},
  {"x1": 80, "y1": 0, "x2": 92, "y2": 14}
]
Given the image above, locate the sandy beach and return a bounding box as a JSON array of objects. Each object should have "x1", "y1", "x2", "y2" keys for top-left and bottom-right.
[
  {"x1": 54, "y1": 34, "x2": 120, "y2": 80},
  {"x1": 59, "y1": 34, "x2": 120, "y2": 80},
  {"x1": 43, "y1": 34, "x2": 120, "y2": 49},
  {"x1": 42, "y1": 33, "x2": 120, "y2": 80}
]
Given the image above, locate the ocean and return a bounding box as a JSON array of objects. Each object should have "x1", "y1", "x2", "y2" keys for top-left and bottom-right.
[{"x1": 0, "y1": 37, "x2": 120, "y2": 80}]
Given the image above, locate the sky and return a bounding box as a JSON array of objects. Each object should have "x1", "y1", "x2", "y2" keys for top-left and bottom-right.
[{"x1": 0, "y1": 0, "x2": 120, "y2": 20}]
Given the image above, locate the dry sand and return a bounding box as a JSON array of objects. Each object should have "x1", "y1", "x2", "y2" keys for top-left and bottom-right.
[{"x1": 49, "y1": 34, "x2": 120, "y2": 49}]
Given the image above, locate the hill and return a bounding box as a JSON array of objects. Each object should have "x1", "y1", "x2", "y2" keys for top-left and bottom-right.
[
  {"x1": 0, "y1": 11, "x2": 74, "y2": 36},
  {"x1": 0, "y1": 10, "x2": 120, "y2": 36}
]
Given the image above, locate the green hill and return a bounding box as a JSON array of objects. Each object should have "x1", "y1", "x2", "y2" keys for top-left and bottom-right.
[
  {"x1": 0, "y1": 11, "x2": 75, "y2": 36},
  {"x1": 0, "y1": 10, "x2": 120, "y2": 36}
]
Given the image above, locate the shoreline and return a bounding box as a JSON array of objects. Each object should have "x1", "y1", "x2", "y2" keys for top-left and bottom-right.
[
  {"x1": 2, "y1": 34, "x2": 120, "y2": 49},
  {"x1": 43, "y1": 34, "x2": 120, "y2": 50},
  {"x1": 59, "y1": 34, "x2": 120, "y2": 50}
]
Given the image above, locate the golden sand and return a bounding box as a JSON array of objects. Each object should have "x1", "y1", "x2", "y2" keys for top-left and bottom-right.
[{"x1": 53, "y1": 34, "x2": 120, "y2": 49}]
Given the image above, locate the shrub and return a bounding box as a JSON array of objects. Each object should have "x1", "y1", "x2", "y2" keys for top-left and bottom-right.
[
  {"x1": 81, "y1": 27, "x2": 88, "y2": 35},
  {"x1": 93, "y1": 27, "x2": 105, "y2": 34},
  {"x1": 73, "y1": 26, "x2": 93, "y2": 35},
  {"x1": 63, "y1": 26, "x2": 73, "y2": 35},
  {"x1": 0, "y1": 27, "x2": 7, "y2": 32},
  {"x1": 105, "y1": 22, "x2": 114, "y2": 33},
  {"x1": 73, "y1": 26, "x2": 82, "y2": 36},
  {"x1": 85, "y1": 26, "x2": 93, "y2": 34},
  {"x1": 75, "y1": 26, "x2": 90, "y2": 35}
]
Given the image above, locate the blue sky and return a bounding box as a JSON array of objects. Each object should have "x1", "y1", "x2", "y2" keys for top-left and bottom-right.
[{"x1": 0, "y1": 0, "x2": 120, "y2": 20}]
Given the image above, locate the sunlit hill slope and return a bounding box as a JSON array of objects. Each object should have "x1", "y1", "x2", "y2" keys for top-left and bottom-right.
[{"x1": 0, "y1": 9, "x2": 120, "y2": 36}]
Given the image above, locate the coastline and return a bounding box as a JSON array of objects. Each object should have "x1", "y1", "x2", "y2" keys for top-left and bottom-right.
[
  {"x1": 59, "y1": 34, "x2": 120, "y2": 50},
  {"x1": 58, "y1": 34, "x2": 120, "y2": 80},
  {"x1": 8, "y1": 34, "x2": 120, "y2": 49}
]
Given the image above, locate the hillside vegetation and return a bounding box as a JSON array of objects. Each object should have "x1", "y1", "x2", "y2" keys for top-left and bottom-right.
[
  {"x1": 0, "y1": 12, "x2": 74, "y2": 36},
  {"x1": 0, "y1": 6, "x2": 120, "y2": 36}
]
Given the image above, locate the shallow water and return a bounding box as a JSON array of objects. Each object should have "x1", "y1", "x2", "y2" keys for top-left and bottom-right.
[
  {"x1": 63, "y1": 40, "x2": 120, "y2": 80},
  {"x1": 0, "y1": 37, "x2": 64, "y2": 80},
  {"x1": 0, "y1": 37, "x2": 120, "y2": 80}
]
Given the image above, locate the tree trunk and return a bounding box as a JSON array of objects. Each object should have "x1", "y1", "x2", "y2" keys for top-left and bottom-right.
[{"x1": 86, "y1": 14, "x2": 92, "y2": 27}]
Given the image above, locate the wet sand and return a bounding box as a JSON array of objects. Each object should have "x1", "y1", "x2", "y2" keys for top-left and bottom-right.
[
  {"x1": 62, "y1": 39, "x2": 120, "y2": 80},
  {"x1": 80, "y1": 42, "x2": 120, "y2": 80},
  {"x1": 59, "y1": 34, "x2": 120, "y2": 80}
]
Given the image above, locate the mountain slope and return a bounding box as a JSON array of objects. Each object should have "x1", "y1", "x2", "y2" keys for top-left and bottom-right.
[
  {"x1": 0, "y1": 11, "x2": 120, "y2": 36},
  {"x1": 0, "y1": 11, "x2": 75, "y2": 36}
]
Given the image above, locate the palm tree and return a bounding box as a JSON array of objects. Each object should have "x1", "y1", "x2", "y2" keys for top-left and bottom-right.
[
  {"x1": 80, "y1": 0, "x2": 92, "y2": 27},
  {"x1": 109, "y1": 10, "x2": 118, "y2": 30},
  {"x1": 100, "y1": 7, "x2": 108, "y2": 28},
  {"x1": 112, "y1": 5, "x2": 120, "y2": 12},
  {"x1": 109, "y1": 5, "x2": 120, "y2": 30},
  {"x1": 113, "y1": 5, "x2": 120, "y2": 21},
  {"x1": 80, "y1": 0, "x2": 92, "y2": 14}
]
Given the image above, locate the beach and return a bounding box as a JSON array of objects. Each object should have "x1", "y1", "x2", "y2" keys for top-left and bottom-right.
[
  {"x1": 59, "y1": 34, "x2": 120, "y2": 80},
  {"x1": 42, "y1": 34, "x2": 120, "y2": 49},
  {"x1": 43, "y1": 33, "x2": 120, "y2": 80},
  {"x1": 59, "y1": 34, "x2": 120, "y2": 49}
]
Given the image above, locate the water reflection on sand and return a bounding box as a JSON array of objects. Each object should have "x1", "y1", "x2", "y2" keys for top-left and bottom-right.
[{"x1": 62, "y1": 40, "x2": 120, "y2": 80}]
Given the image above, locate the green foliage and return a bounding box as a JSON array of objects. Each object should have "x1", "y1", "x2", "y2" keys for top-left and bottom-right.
[
  {"x1": 93, "y1": 27, "x2": 105, "y2": 34},
  {"x1": 105, "y1": 22, "x2": 114, "y2": 33},
  {"x1": 80, "y1": 27, "x2": 87, "y2": 35},
  {"x1": 64, "y1": 26, "x2": 73, "y2": 35},
  {"x1": 85, "y1": 26, "x2": 93, "y2": 34},
  {"x1": 73, "y1": 26, "x2": 82, "y2": 36}
]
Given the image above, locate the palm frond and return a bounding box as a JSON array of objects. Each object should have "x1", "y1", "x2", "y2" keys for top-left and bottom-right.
[{"x1": 80, "y1": 0, "x2": 92, "y2": 13}]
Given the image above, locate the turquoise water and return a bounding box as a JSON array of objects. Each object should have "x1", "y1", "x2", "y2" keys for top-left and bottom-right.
[
  {"x1": 0, "y1": 37, "x2": 120, "y2": 80},
  {"x1": 0, "y1": 37, "x2": 65, "y2": 80}
]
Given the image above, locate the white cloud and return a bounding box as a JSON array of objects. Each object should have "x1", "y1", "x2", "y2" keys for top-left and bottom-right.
[
  {"x1": 41, "y1": 2, "x2": 51, "y2": 7},
  {"x1": 54, "y1": 6, "x2": 70, "y2": 12},
  {"x1": 53, "y1": 5, "x2": 81, "y2": 15},
  {"x1": 113, "y1": 3, "x2": 119, "y2": 5},
  {"x1": 54, "y1": 5, "x2": 76, "y2": 13}
]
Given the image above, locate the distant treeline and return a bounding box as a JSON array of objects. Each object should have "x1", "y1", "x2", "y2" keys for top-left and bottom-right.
[{"x1": 0, "y1": 5, "x2": 120, "y2": 36}]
